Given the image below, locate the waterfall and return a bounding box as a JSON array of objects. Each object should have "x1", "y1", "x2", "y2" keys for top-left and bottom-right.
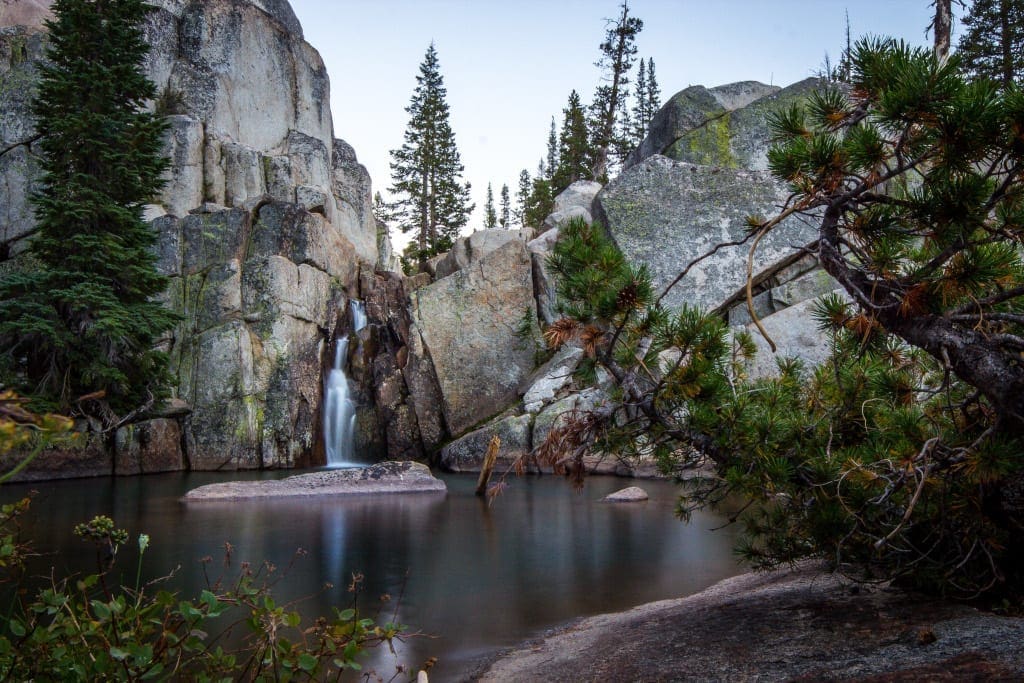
[{"x1": 323, "y1": 300, "x2": 367, "y2": 468}]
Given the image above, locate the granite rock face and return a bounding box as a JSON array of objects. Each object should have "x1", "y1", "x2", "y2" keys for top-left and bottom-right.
[
  {"x1": 596, "y1": 155, "x2": 817, "y2": 311},
  {"x1": 0, "y1": 25, "x2": 45, "y2": 253},
  {"x1": 115, "y1": 419, "x2": 185, "y2": 475},
  {"x1": 433, "y1": 228, "x2": 532, "y2": 280},
  {"x1": 624, "y1": 81, "x2": 779, "y2": 169},
  {"x1": 1, "y1": 1, "x2": 385, "y2": 472},
  {"x1": 438, "y1": 413, "x2": 533, "y2": 473},
  {"x1": 410, "y1": 239, "x2": 542, "y2": 436},
  {"x1": 744, "y1": 289, "x2": 851, "y2": 380},
  {"x1": 666, "y1": 78, "x2": 828, "y2": 172}
]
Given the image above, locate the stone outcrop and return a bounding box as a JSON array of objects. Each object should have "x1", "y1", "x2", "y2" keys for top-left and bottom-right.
[
  {"x1": 0, "y1": 24, "x2": 45, "y2": 254},
  {"x1": 439, "y1": 413, "x2": 533, "y2": 473},
  {"x1": 542, "y1": 179, "x2": 602, "y2": 233},
  {"x1": 0, "y1": 427, "x2": 110, "y2": 481},
  {"x1": 0, "y1": 1, "x2": 48, "y2": 29},
  {"x1": 410, "y1": 238, "x2": 542, "y2": 436},
  {"x1": 432, "y1": 227, "x2": 532, "y2": 280},
  {"x1": 181, "y1": 461, "x2": 446, "y2": 501},
  {"x1": 478, "y1": 565, "x2": 1024, "y2": 681},
  {"x1": 624, "y1": 81, "x2": 779, "y2": 169},
  {"x1": 0, "y1": 1, "x2": 386, "y2": 473},
  {"x1": 743, "y1": 289, "x2": 851, "y2": 380},
  {"x1": 596, "y1": 155, "x2": 817, "y2": 311}
]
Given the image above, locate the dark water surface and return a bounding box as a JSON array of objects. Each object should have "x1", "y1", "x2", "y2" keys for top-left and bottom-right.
[{"x1": 1, "y1": 470, "x2": 742, "y2": 680}]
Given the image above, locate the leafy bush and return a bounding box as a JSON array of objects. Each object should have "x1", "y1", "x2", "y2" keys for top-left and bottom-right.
[{"x1": 0, "y1": 502, "x2": 409, "y2": 680}]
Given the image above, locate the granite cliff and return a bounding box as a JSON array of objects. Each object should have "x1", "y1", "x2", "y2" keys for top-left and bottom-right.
[
  {"x1": 1, "y1": 0, "x2": 838, "y2": 478},
  {"x1": 1, "y1": 0, "x2": 382, "y2": 475}
]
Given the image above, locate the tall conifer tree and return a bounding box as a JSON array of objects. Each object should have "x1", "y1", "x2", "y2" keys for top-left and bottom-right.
[
  {"x1": 957, "y1": 0, "x2": 1024, "y2": 87},
  {"x1": 515, "y1": 169, "x2": 531, "y2": 226},
  {"x1": 545, "y1": 117, "x2": 558, "y2": 180},
  {"x1": 0, "y1": 0, "x2": 177, "y2": 418},
  {"x1": 645, "y1": 58, "x2": 661, "y2": 123},
  {"x1": 589, "y1": 1, "x2": 643, "y2": 180},
  {"x1": 483, "y1": 182, "x2": 498, "y2": 229},
  {"x1": 389, "y1": 43, "x2": 473, "y2": 259},
  {"x1": 552, "y1": 90, "x2": 592, "y2": 195},
  {"x1": 499, "y1": 184, "x2": 511, "y2": 228},
  {"x1": 631, "y1": 57, "x2": 649, "y2": 145}
]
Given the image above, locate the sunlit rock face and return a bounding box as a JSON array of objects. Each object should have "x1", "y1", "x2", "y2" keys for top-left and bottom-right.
[
  {"x1": 0, "y1": 0, "x2": 52, "y2": 31},
  {"x1": 1, "y1": 0, "x2": 385, "y2": 471}
]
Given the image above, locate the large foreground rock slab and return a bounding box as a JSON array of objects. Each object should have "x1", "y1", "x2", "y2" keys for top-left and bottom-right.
[
  {"x1": 182, "y1": 461, "x2": 446, "y2": 502},
  {"x1": 596, "y1": 155, "x2": 816, "y2": 311},
  {"x1": 478, "y1": 565, "x2": 1024, "y2": 681}
]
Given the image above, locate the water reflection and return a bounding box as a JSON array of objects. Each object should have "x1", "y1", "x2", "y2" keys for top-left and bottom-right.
[{"x1": 1, "y1": 472, "x2": 741, "y2": 680}]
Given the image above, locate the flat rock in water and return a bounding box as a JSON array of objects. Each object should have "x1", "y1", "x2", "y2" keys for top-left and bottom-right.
[
  {"x1": 476, "y1": 565, "x2": 1024, "y2": 681},
  {"x1": 181, "y1": 461, "x2": 446, "y2": 502},
  {"x1": 601, "y1": 486, "x2": 649, "y2": 502}
]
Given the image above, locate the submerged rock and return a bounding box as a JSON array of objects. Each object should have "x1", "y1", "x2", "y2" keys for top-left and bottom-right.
[
  {"x1": 601, "y1": 486, "x2": 648, "y2": 502},
  {"x1": 181, "y1": 461, "x2": 446, "y2": 501}
]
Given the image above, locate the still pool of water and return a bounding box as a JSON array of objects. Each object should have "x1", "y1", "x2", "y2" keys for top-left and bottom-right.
[{"x1": 0, "y1": 470, "x2": 742, "y2": 680}]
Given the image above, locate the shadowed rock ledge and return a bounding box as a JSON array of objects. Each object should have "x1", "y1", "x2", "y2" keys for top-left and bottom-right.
[
  {"x1": 475, "y1": 565, "x2": 1024, "y2": 681},
  {"x1": 181, "y1": 461, "x2": 445, "y2": 501}
]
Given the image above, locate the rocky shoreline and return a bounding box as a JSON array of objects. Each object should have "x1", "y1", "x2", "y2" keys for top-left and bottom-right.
[{"x1": 473, "y1": 565, "x2": 1024, "y2": 681}]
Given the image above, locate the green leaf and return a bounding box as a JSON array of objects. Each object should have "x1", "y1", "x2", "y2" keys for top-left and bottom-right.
[
  {"x1": 8, "y1": 619, "x2": 25, "y2": 638},
  {"x1": 297, "y1": 653, "x2": 318, "y2": 672},
  {"x1": 109, "y1": 646, "x2": 130, "y2": 661}
]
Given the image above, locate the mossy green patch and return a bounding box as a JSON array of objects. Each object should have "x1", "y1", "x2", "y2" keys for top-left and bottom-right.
[{"x1": 668, "y1": 113, "x2": 737, "y2": 168}]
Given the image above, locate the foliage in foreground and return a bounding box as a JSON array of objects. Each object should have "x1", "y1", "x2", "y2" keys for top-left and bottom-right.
[
  {"x1": 544, "y1": 211, "x2": 1023, "y2": 598},
  {"x1": 537, "y1": 37, "x2": 1024, "y2": 599},
  {"x1": 0, "y1": 502, "x2": 408, "y2": 681}
]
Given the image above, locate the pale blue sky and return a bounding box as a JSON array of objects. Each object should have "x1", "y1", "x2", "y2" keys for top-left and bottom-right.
[{"x1": 290, "y1": 1, "x2": 948, "y2": 233}]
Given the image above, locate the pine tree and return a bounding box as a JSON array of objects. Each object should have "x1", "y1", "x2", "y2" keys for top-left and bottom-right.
[
  {"x1": 499, "y1": 184, "x2": 511, "y2": 228},
  {"x1": 541, "y1": 39, "x2": 1024, "y2": 597},
  {"x1": 631, "y1": 57, "x2": 649, "y2": 145},
  {"x1": 545, "y1": 117, "x2": 558, "y2": 180},
  {"x1": 372, "y1": 191, "x2": 394, "y2": 225},
  {"x1": 552, "y1": 90, "x2": 591, "y2": 195},
  {"x1": 612, "y1": 92, "x2": 634, "y2": 164},
  {"x1": 957, "y1": 0, "x2": 1024, "y2": 87},
  {"x1": 389, "y1": 43, "x2": 474, "y2": 260},
  {"x1": 514, "y1": 169, "x2": 531, "y2": 226},
  {"x1": 524, "y1": 177, "x2": 554, "y2": 228},
  {"x1": 589, "y1": 1, "x2": 643, "y2": 180},
  {"x1": 483, "y1": 182, "x2": 498, "y2": 229},
  {"x1": 645, "y1": 58, "x2": 661, "y2": 123},
  {"x1": 0, "y1": 0, "x2": 177, "y2": 418}
]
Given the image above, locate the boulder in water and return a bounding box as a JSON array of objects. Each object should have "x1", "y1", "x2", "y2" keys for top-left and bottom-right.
[{"x1": 181, "y1": 461, "x2": 446, "y2": 502}]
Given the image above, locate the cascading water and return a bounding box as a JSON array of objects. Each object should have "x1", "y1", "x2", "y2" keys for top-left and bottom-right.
[{"x1": 323, "y1": 300, "x2": 367, "y2": 467}]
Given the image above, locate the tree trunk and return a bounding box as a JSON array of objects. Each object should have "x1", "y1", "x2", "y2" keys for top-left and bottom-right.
[
  {"x1": 1001, "y1": 0, "x2": 1014, "y2": 88},
  {"x1": 933, "y1": 0, "x2": 952, "y2": 63},
  {"x1": 817, "y1": 205, "x2": 1024, "y2": 433}
]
